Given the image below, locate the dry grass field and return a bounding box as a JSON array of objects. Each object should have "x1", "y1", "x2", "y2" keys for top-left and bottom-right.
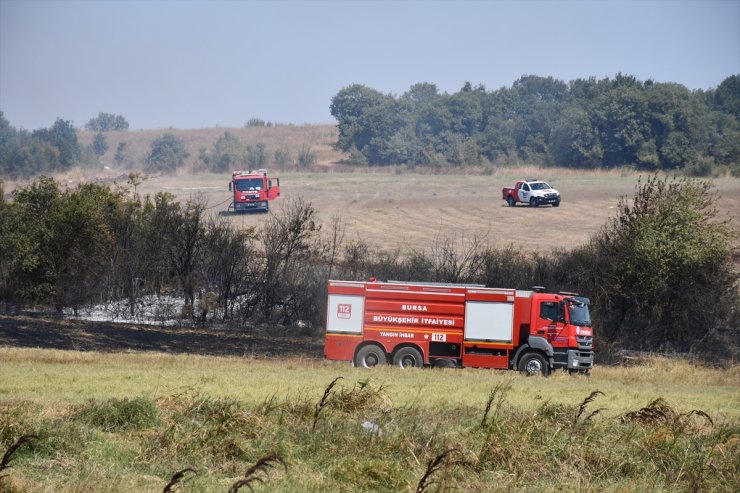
[
  {"x1": 5, "y1": 124, "x2": 739, "y2": 255},
  {"x1": 130, "y1": 168, "x2": 740, "y2": 254}
]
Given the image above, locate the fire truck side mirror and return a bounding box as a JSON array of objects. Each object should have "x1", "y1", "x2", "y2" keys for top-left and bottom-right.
[
  {"x1": 228, "y1": 182, "x2": 232, "y2": 192},
  {"x1": 268, "y1": 179, "x2": 272, "y2": 189}
]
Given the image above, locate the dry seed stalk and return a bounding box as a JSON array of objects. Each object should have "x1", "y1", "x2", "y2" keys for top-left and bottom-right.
[
  {"x1": 623, "y1": 397, "x2": 676, "y2": 426},
  {"x1": 312, "y1": 376, "x2": 343, "y2": 432},
  {"x1": 623, "y1": 398, "x2": 713, "y2": 428},
  {"x1": 574, "y1": 390, "x2": 605, "y2": 424},
  {"x1": 162, "y1": 467, "x2": 196, "y2": 492},
  {"x1": 228, "y1": 453, "x2": 287, "y2": 493},
  {"x1": 416, "y1": 448, "x2": 463, "y2": 493},
  {"x1": 481, "y1": 381, "x2": 512, "y2": 426},
  {"x1": 0, "y1": 435, "x2": 37, "y2": 477}
]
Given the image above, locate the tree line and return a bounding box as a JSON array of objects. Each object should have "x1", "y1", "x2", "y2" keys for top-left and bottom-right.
[
  {"x1": 0, "y1": 112, "x2": 317, "y2": 178},
  {"x1": 0, "y1": 175, "x2": 736, "y2": 355},
  {"x1": 330, "y1": 74, "x2": 740, "y2": 175}
]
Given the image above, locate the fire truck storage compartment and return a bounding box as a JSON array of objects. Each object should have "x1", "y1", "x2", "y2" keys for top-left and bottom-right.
[
  {"x1": 327, "y1": 294, "x2": 364, "y2": 334},
  {"x1": 463, "y1": 301, "x2": 514, "y2": 342}
]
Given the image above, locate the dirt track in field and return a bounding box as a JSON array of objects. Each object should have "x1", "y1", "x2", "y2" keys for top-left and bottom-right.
[{"x1": 0, "y1": 315, "x2": 324, "y2": 358}]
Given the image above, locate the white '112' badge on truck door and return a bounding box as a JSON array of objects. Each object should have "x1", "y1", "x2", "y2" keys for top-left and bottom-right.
[{"x1": 337, "y1": 304, "x2": 352, "y2": 319}]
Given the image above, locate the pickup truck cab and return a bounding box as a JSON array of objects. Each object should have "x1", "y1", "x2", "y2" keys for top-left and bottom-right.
[{"x1": 502, "y1": 180, "x2": 561, "y2": 207}]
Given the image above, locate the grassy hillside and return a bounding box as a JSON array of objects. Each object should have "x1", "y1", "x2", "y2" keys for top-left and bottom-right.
[
  {"x1": 76, "y1": 124, "x2": 345, "y2": 169},
  {"x1": 1, "y1": 347, "x2": 738, "y2": 492}
]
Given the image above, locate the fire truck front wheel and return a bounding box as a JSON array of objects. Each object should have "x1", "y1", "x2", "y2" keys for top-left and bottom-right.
[
  {"x1": 355, "y1": 345, "x2": 387, "y2": 368},
  {"x1": 518, "y1": 352, "x2": 550, "y2": 376},
  {"x1": 393, "y1": 347, "x2": 424, "y2": 369}
]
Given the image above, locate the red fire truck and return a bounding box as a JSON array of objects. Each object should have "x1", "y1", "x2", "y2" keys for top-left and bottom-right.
[
  {"x1": 324, "y1": 280, "x2": 593, "y2": 375},
  {"x1": 228, "y1": 169, "x2": 281, "y2": 213}
]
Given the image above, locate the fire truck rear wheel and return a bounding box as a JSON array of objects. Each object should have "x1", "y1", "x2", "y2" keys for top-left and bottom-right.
[
  {"x1": 433, "y1": 358, "x2": 457, "y2": 368},
  {"x1": 518, "y1": 352, "x2": 550, "y2": 376},
  {"x1": 355, "y1": 345, "x2": 387, "y2": 368},
  {"x1": 393, "y1": 347, "x2": 424, "y2": 369}
]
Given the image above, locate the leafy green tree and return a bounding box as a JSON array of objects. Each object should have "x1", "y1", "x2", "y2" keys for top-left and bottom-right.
[
  {"x1": 713, "y1": 75, "x2": 740, "y2": 117},
  {"x1": 245, "y1": 117, "x2": 268, "y2": 127},
  {"x1": 549, "y1": 107, "x2": 603, "y2": 167},
  {"x1": 330, "y1": 84, "x2": 399, "y2": 162},
  {"x1": 580, "y1": 175, "x2": 738, "y2": 350},
  {"x1": 246, "y1": 143, "x2": 267, "y2": 168},
  {"x1": 114, "y1": 142, "x2": 135, "y2": 167},
  {"x1": 92, "y1": 132, "x2": 108, "y2": 157},
  {"x1": 145, "y1": 133, "x2": 189, "y2": 173},
  {"x1": 1, "y1": 178, "x2": 122, "y2": 311},
  {"x1": 31, "y1": 119, "x2": 80, "y2": 170},
  {"x1": 85, "y1": 112, "x2": 129, "y2": 132},
  {"x1": 199, "y1": 131, "x2": 245, "y2": 172}
]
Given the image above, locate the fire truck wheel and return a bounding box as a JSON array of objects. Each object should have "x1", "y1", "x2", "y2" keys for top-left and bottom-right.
[
  {"x1": 507, "y1": 196, "x2": 516, "y2": 207},
  {"x1": 518, "y1": 352, "x2": 550, "y2": 376},
  {"x1": 433, "y1": 358, "x2": 457, "y2": 368},
  {"x1": 393, "y1": 347, "x2": 424, "y2": 369},
  {"x1": 355, "y1": 345, "x2": 387, "y2": 368}
]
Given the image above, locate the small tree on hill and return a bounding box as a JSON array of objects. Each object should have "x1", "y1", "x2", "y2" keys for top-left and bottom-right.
[
  {"x1": 85, "y1": 112, "x2": 129, "y2": 132},
  {"x1": 92, "y1": 132, "x2": 108, "y2": 157},
  {"x1": 145, "y1": 133, "x2": 189, "y2": 173}
]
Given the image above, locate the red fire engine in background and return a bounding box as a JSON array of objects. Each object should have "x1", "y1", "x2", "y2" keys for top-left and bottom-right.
[
  {"x1": 324, "y1": 280, "x2": 594, "y2": 375},
  {"x1": 228, "y1": 169, "x2": 281, "y2": 213}
]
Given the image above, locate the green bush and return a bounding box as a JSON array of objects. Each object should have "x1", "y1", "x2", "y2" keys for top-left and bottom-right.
[
  {"x1": 576, "y1": 175, "x2": 738, "y2": 350},
  {"x1": 71, "y1": 397, "x2": 161, "y2": 433},
  {"x1": 145, "y1": 133, "x2": 189, "y2": 173}
]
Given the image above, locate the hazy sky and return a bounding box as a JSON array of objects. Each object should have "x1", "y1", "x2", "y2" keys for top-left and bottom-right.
[{"x1": 1, "y1": 0, "x2": 738, "y2": 130}]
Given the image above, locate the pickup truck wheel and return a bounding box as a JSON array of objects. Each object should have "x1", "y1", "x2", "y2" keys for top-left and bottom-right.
[
  {"x1": 393, "y1": 347, "x2": 423, "y2": 369},
  {"x1": 355, "y1": 345, "x2": 387, "y2": 368},
  {"x1": 529, "y1": 197, "x2": 539, "y2": 208},
  {"x1": 518, "y1": 352, "x2": 550, "y2": 376},
  {"x1": 507, "y1": 196, "x2": 516, "y2": 207},
  {"x1": 552, "y1": 200, "x2": 560, "y2": 207}
]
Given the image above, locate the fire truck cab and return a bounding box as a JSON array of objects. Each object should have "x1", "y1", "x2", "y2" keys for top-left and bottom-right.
[{"x1": 229, "y1": 169, "x2": 280, "y2": 213}]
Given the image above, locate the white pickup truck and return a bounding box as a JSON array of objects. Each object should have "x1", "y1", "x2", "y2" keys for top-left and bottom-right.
[{"x1": 502, "y1": 180, "x2": 561, "y2": 207}]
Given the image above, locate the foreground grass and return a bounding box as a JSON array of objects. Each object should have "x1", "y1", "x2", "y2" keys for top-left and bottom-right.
[{"x1": 1, "y1": 348, "x2": 738, "y2": 492}]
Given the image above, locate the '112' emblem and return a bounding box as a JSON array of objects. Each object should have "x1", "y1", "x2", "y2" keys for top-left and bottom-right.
[{"x1": 337, "y1": 304, "x2": 351, "y2": 319}]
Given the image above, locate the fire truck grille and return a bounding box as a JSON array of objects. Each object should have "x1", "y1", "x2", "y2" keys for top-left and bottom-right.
[{"x1": 577, "y1": 336, "x2": 593, "y2": 350}]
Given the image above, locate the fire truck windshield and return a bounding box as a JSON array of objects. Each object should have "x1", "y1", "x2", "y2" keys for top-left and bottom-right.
[
  {"x1": 235, "y1": 178, "x2": 263, "y2": 191},
  {"x1": 568, "y1": 298, "x2": 592, "y2": 326}
]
